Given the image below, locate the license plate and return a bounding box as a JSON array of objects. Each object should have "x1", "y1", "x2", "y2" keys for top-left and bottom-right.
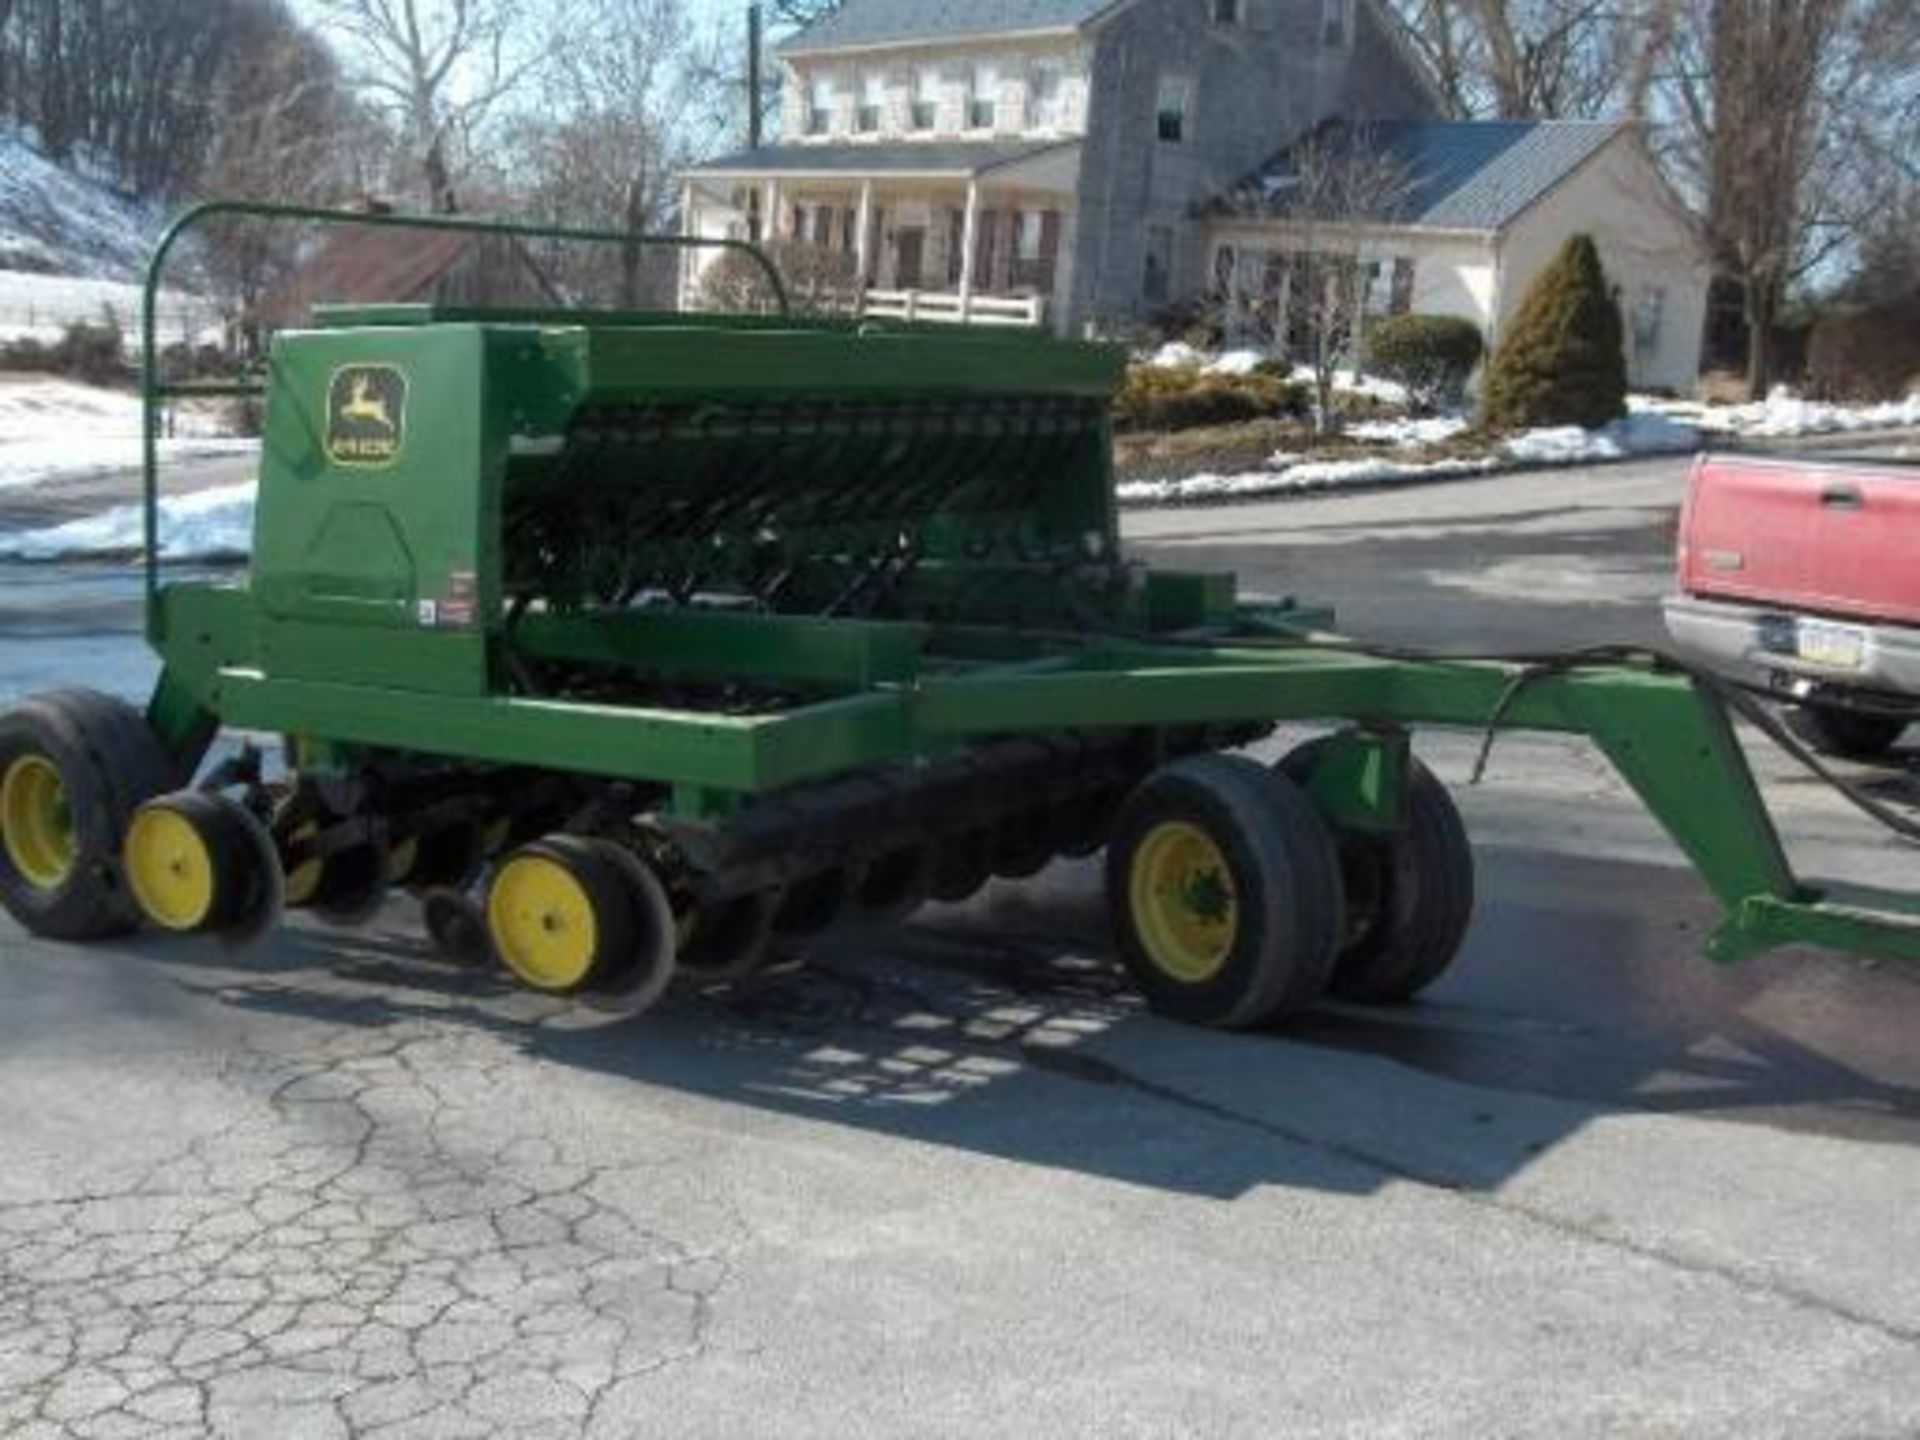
[{"x1": 1796, "y1": 620, "x2": 1867, "y2": 670}]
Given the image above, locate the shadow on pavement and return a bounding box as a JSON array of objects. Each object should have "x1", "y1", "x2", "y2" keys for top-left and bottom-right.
[{"x1": 120, "y1": 841, "x2": 1920, "y2": 1203}]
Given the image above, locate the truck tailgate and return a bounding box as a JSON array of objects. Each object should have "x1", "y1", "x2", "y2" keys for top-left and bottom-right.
[{"x1": 1678, "y1": 455, "x2": 1920, "y2": 626}]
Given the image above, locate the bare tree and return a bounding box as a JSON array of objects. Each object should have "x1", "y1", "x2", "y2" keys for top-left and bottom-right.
[
  {"x1": 502, "y1": 0, "x2": 732, "y2": 305},
  {"x1": 314, "y1": 0, "x2": 545, "y2": 212},
  {"x1": 1385, "y1": 0, "x2": 1681, "y2": 119},
  {"x1": 1217, "y1": 125, "x2": 1415, "y2": 434}
]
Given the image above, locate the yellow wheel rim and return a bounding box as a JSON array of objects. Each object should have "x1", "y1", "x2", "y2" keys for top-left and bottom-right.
[
  {"x1": 2, "y1": 753, "x2": 76, "y2": 890},
  {"x1": 282, "y1": 822, "x2": 322, "y2": 906},
  {"x1": 488, "y1": 853, "x2": 600, "y2": 992},
  {"x1": 124, "y1": 805, "x2": 218, "y2": 932},
  {"x1": 1129, "y1": 820, "x2": 1238, "y2": 983},
  {"x1": 385, "y1": 837, "x2": 420, "y2": 886}
]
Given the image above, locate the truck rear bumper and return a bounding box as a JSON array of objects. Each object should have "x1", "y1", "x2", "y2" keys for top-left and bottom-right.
[{"x1": 1663, "y1": 594, "x2": 1920, "y2": 706}]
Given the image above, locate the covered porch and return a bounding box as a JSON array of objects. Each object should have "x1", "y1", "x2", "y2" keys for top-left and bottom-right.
[{"x1": 680, "y1": 141, "x2": 1081, "y2": 332}]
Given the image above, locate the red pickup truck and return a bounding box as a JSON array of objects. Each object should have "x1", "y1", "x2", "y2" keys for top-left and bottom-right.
[{"x1": 1664, "y1": 453, "x2": 1918, "y2": 759}]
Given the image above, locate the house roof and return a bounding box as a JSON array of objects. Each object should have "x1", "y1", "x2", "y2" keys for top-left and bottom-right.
[
  {"x1": 688, "y1": 139, "x2": 1076, "y2": 179},
  {"x1": 1215, "y1": 119, "x2": 1624, "y2": 232},
  {"x1": 257, "y1": 228, "x2": 476, "y2": 327},
  {"x1": 779, "y1": 0, "x2": 1116, "y2": 53}
]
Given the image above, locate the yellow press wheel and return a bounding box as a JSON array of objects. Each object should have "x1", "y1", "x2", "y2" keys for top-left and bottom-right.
[
  {"x1": 2, "y1": 754, "x2": 74, "y2": 891},
  {"x1": 486, "y1": 835, "x2": 643, "y2": 997},
  {"x1": 123, "y1": 792, "x2": 260, "y2": 936},
  {"x1": 0, "y1": 689, "x2": 175, "y2": 940},
  {"x1": 1106, "y1": 754, "x2": 1343, "y2": 1030}
]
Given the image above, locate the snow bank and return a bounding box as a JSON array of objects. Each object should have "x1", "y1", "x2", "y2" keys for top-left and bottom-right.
[
  {"x1": 1119, "y1": 408, "x2": 1701, "y2": 506},
  {"x1": 0, "y1": 270, "x2": 218, "y2": 351},
  {"x1": 1687, "y1": 387, "x2": 1920, "y2": 439},
  {"x1": 0, "y1": 480, "x2": 256, "y2": 561},
  {"x1": 0, "y1": 377, "x2": 254, "y2": 490}
]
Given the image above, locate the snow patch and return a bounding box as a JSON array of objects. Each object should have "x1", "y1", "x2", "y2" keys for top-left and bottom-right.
[
  {"x1": 1684, "y1": 387, "x2": 1920, "y2": 439},
  {"x1": 0, "y1": 480, "x2": 256, "y2": 561},
  {"x1": 0, "y1": 378, "x2": 254, "y2": 491}
]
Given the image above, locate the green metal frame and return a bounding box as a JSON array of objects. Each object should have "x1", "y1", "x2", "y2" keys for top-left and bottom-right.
[
  {"x1": 135, "y1": 203, "x2": 1920, "y2": 976},
  {"x1": 140, "y1": 198, "x2": 791, "y2": 635}
]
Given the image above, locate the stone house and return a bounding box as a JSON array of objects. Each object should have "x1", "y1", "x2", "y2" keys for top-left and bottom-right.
[
  {"x1": 679, "y1": 0, "x2": 1440, "y2": 334},
  {"x1": 677, "y1": 0, "x2": 1708, "y2": 387}
]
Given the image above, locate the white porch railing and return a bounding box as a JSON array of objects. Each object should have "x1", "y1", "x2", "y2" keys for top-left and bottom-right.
[{"x1": 859, "y1": 289, "x2": 1047, "y2": 328}]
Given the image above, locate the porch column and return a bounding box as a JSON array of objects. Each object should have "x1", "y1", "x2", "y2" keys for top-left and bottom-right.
[
  {"x1": 957, "y1": 179, "x2": 981, "y2": 322},
  {"x1": 855, "y1": 179, "x2": 874, "y2": 288},
  {"x1": 762, "y1": 178, "x2": 782, "y2": 241}
]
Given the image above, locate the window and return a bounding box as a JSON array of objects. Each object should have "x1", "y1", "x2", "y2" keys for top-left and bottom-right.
[
  {"x1": 1012, "y1": 209, "x2": 1060, "y2": 290},
  {"x1": 911, "y1": 67, "x2": 941, "y2": 130},
  {"x1": 1030, "y1": 63, "x2": 1066, "y2": 129},
  {"x1": 1214, "y1": 0, "x2": 1241, "y2": 22},
  {"x1": 1156, "y1": 75, "x2": 1190, "y2": 143},
  {"x1": 1321, "y1": 0, "x2": 1352, "y2": 47},
  {"x1": 812, "y1": 206, "x2": 834, "y2": 247},
  {"x1": 806, "y1": 74, "x2": 834, "y2": 135},
  {"x1": 970, "y1": 64, "x2": 1000, "y2": 129},
  {"x1": 1143, "y1": 225, "x2": 1173, "y2": 303},
  {"x1": 857, "y1": 72, "x2": 885, "y2": 133}
]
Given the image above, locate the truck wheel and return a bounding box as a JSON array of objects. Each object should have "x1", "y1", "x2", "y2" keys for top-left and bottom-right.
[
  {"x1": 486, "y1": 834, "x2": 638, "y2": 997},
  {"x1": 1106, "y1": 754, "x2": 1342, "y2": 1030},
  {"x1": 123, "y1": 792, "x2": 264, "y2": 936},
  {"x1": 1787, "y1": 703, "x2": 1908, "y2": 761},
  {"x1": 0, "y1": 689, "x2": 174, "y2": 940},
  {"x1": 1279, "y1": 740, "x2": 1476, "y2": 1005}
]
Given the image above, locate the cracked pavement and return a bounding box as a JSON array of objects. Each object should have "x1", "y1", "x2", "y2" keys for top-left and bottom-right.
[{"x1": 6, "y1": 457, "x2": 1920, "y2": 1435}]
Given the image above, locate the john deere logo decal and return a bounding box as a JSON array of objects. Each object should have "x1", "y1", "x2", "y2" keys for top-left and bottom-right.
[{"x1": 326, "y1": 365, "x2": 408, "y2": 466}]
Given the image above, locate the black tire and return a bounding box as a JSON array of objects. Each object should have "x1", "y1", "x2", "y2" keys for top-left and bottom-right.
[
  {"x1": 991, "y1": 813, "x2": 1054, "y2": 879},
  {"x1": 1786, "y1": 702, "x2": 1908, "y2": 762},
  {"x1": 593, "y1": 842, "x2": 679, "y2": 1011},
  {"x1": 1106, "y1": 754, "x2": 1343, "y2": 1030},
  {"x1": 679, "y1": 888, "x2": 781, "y2": 982},
  {"x1": 929, "y1": 829, "x2": 994, "y2": 904},
  {"x1": 123, "y1": 791, "x2": 261, "y2": 936},
  {"x1": 853, "y1": 845, "x2": 934, "y2": 922},
  {"x1": 773, "y1": 866, "x2": 854, "y2": 937},
  {"x1": 422, "y1": 887, "x2": 491, "y2": 967},
  {"x1": 1280, "y1": 738, "x2": 1476, "y2": 1005},
  {"x1": 485, "y1": 833, "x2": 638, "y2": 997},
  {"x1": 311, "y1": 841, "x2": 392, "y2": 927},
  {"x1": 0, "y1": 689, "x2": 175, "y2": 940},
  {"x1": 403, "y1": 821, "x2": 486, "y2": 894}
]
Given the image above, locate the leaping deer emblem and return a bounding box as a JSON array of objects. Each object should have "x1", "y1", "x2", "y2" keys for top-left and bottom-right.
[{"x1": 339, "y1": 374, "x2": 394, "y2": 431}]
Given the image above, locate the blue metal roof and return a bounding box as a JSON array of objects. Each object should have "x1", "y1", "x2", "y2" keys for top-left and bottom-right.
[
  {"x1": 780, "y1": 0, "x2": 1116, "y2": 52},
  {"x1": 1219, "y1": 120, "x2": 1624, "y2": 231}
]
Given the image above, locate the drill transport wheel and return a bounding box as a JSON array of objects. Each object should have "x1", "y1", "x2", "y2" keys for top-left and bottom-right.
[
  {"x1": 1279, "y1": 738, "x2": 1476, "y2": 1005},
  {"x1": 0, "y1": 689, "x2": 175, "y2": 940},
  {"x1": 123, "y1": 792, "x2": 263, "y2": 936},
  {"x1": 486, "y1": 835, "x2": 639, "y2": 997},
  {"x1": 1107, "y1": 754, "x2": 1343, "y2": 1030}
]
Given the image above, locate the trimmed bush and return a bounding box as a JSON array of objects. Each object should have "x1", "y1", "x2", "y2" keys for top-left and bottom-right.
[
  {"x1": 1483, "y1": 234, "x2": 1627, "y2": 429},
  {"x1": 1114, "y1": 365, "x2": 1308, "y2": 432},
  {"x1": 1366, "y1": 314, "x2": 1484, "y2": 413}
]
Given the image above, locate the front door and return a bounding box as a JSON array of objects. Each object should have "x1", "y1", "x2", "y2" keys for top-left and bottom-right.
[{"x1": 895, "y1": 227, "x2": 926, "y2": 289}]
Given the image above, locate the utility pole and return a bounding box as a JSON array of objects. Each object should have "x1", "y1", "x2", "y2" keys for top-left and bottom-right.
[{"x1": 747, "y1": 4, "x2": 764, "y2": 151}]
